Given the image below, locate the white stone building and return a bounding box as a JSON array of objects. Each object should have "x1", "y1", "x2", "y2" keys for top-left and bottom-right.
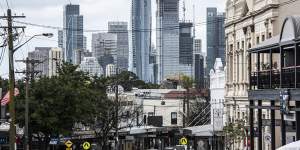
[
  {"x1": 210, "y1": 58, "x2": 226, "y2": 129},
  {"x1": 79, "y1": 57, "x2": 103, "y2": 77},
  {"x1": 225, "y1": 0, "x2": 300, "y2": 149},
  {"x1": 107, "y1": 88, "x2": 187, "y2": 128}
]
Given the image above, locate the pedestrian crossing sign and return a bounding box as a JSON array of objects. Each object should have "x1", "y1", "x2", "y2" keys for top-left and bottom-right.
[
  {"x1": 83, "y1": 141, "x2": 91, "y2": 150},
  {"x1": 180, "y1": 137, "x2": 188, "y2": 145}
]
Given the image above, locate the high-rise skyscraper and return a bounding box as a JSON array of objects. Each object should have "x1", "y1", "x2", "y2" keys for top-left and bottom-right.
[
  {"x1": 83, "y1": 36, "x2": 87, "y2": 51},
  {"x1": 79, "y1": 57, "x2": 104, "y2": 77},
  {"x1": 193, "y1": 39, "x2": 204, "y2": 89},
  {"x1": 58, "y1": 30, "x2": 63, "y2": 49},
  {"x1": 63, "y1": 4, "x2": 84, "y2": 63},
  {"x1": 194, "y1": 39, "x2": 202, "y2": 54},
  {"x1": 156, "y1": 0, "x2": 192, "y2": 83},
  {"x1": 130, "y1": 0, "x2": 152, "y2": 81},
  {"x1": 49, "y1": 48, "x2": 63, "y2": 77},
  {"x1": 92, "y1": 33, "x2": 117, "y2": 74},
  {"x1": 179, "y1": 22, "x2": 193, "y2": 65},
  {"x1": 28, "y1": 47, "x2": 62, "y2": 77},
  {"x1": 28, "y1": 47, "x2": 51, "y2": 77},
  {"x1": 108, "y1": 22, "x2": 129, "y2": 71},
  {"x1": 206, "y1": 7, "x2": 225, "y2": 74}
]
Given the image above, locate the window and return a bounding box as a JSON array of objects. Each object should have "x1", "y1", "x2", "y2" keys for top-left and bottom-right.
[
  {"x1": 171, "y1": 112, "x2": 177, "y2": 125},
  {"x1": 256, "y1": 36, "x2": 260, "y2": 44},
  {"x1": 148, "y1": 112, "x2": 154, "y2": 116},
  {"x1": 237, "y1": 42, "x2": 240, "y2": 50},
  {"x1": 242, "y1": 41, "x2": 245, "y2": 50},
  {"x1": 269, "y1": 32, "x2": 272, "y2": 38},
  {"x1": 262, "y1": 35, "x2": 265, "y2": 42}
]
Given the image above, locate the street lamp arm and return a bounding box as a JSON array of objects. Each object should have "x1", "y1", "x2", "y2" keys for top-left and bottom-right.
[
  {"x1": 13, "y1": 33, "x2": 53, "y2": 53},
  {"x1": 13, "y1": 35, "x2": 37, "y2": 53}
]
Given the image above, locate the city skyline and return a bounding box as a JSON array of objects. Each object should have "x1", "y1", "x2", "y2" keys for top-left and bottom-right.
[{"x1": 0, "y1": 0, "x2": 225, "y2": 78}]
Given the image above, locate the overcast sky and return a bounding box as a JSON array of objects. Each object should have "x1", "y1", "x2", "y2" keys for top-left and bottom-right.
[{"x1": 0, "y1": 0, "x2": 225, "y2": 78}]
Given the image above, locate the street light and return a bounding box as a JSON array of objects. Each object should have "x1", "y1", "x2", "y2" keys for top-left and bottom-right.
[
  {"x1": 13, "y1": 33, "x2": 53, "y2": 53},
  {"x1": 13, "y1": 33, "x2": 53, "y2": 150}
]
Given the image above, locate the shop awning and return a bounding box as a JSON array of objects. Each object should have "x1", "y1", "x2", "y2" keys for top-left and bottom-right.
[{"x1": 184, "y1": 124, "x2": 223, "y2": 137}]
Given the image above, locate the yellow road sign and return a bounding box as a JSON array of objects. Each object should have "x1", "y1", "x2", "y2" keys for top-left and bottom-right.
[
  {"x1": 65, "y1": 140, "x2": 73, "y2": 148},
  {"x1": 66, "y1": 148, "x2": 72, "y2": 150},
  {"x1": 180, "y1": 137, "x2": 188, "y2": 145},
  {"x1": 83, "y1": 141, "x2": 91, "y2": 150}
]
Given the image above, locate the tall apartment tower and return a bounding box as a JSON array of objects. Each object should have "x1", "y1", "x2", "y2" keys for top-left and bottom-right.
[
  {"x1": 28, "y1": 47, "x2": 62, "y2": 77},
  {"x1": 58, "y1": 30, "x2": 63, "y2": 49},
  {"x1": 28, "y1": 47, "x2": 51, "y2": 76},
  {"x1": 179, "y1": 22, "x2": 193, "y2": 66},
  {"x1": 49, "y1": 48, "x2": 63, "y2": 77},
  {"x1": 63, "y1": 4, "x2": 84, "y2": 63},
  {"x1": 194, "y1": 39, "x2": 204, "y2": 89},
  {"x1": 156, "y1": 0, "x2": 192, "y2": 83},
  {"x1": 206, "y1": 7, "x2": 225, "y2": 75},
  {"x1": 92, "y1": 33, "x2": 117, "y2": 74},
  {"x1": 108, "y1": 22, "x2": 129, "y2": 71},
  {"x1": 130, "y1": 0, "x2": 152, "y2": 81}
]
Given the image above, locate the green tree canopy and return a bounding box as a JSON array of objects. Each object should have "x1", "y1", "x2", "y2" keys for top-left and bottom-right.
[{"x1": 15, "y1": 63, "x2": 109, "y2": 148}]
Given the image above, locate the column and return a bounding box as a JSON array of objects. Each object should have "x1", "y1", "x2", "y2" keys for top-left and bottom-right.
[
  {"x1": 250, "y1": 100, "x2": 254, "y2": 150},
  {"x1": 258, "y1": 100, "x2": 262, "y2": 150},
  {"x1": 271, "y1": 101, "x2": 276, "y2": 150},
  {"x1": 296, "y1": 101, "x2": 300, "y2": 140},
  {"x1": 281, "y1": 111, "x2": 286, "y2": 146}
]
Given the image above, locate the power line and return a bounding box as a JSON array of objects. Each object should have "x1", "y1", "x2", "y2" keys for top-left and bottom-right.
[{"x1": 3, "y1": 0, "x2": 298, "y2": 34}]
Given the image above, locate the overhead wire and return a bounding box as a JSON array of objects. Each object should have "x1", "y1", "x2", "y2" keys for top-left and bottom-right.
[{"x1": 4, "y1": 0, "x2": 299, "y2": 34}]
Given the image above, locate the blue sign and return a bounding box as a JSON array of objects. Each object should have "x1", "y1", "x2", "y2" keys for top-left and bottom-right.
[
  {"x1": 0, "y1": 132, "x2": 8, "y2": 144},
  {"x1": 49, "y1": 138, "x2": 59, "y2": 145}
]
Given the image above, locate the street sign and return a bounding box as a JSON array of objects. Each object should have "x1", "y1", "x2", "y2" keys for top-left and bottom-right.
[
  {"x1": 65, "y1": 140, "x2": 73, "y2": 148},
  {"x1": 83, "y1": 141, "x2": 91, "y2": 150},
  {"x1": 180, "y1": 137, "x2": 188, "y2": 145}
]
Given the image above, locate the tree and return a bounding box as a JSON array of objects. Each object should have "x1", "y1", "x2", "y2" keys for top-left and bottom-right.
[
  {"x1": 15, "y1": 63, "x2": 108, "y2": 149},
  {"x1": 107, "y1": 71, "x2": 160, "y2": 91},
  {"x1": 180, "y1": 75, "x2": 194, "y2": 126},
  {"x1": 223, "y1": 119, "x2": 247, "y2": 150},
  {"x1": 91, "y1": 76, "x2": 142, "y2": 149}
]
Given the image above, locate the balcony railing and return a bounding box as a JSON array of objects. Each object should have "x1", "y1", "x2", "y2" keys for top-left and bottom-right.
[{"x1": 250, "y1": 67, "x2": 298, "y2": 89}]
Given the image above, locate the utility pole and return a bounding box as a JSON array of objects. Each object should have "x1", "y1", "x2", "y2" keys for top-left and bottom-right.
[
  {"x1": 115, "y1": 67, "x2": 119, "y2": 150},
  {"x1": 16, "y1": 58, "x2": 41, "y2": 150},
  {"x1": 0, "y1": 88, "x2": 2, "y2": 120},
  {"x1": 0, "y1": 9, "x2": 26, "y2": 150},
  {"x1": 7, "y1": 9, "x2": 16, "y2": 150},
  {"x1": 183, "y1": 95, "x2": 186, "y2": 127}
]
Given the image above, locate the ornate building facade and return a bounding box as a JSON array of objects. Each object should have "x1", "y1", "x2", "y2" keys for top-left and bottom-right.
[{"x1": 225, "y1": 0, "x2": 300, "y2": 149}]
